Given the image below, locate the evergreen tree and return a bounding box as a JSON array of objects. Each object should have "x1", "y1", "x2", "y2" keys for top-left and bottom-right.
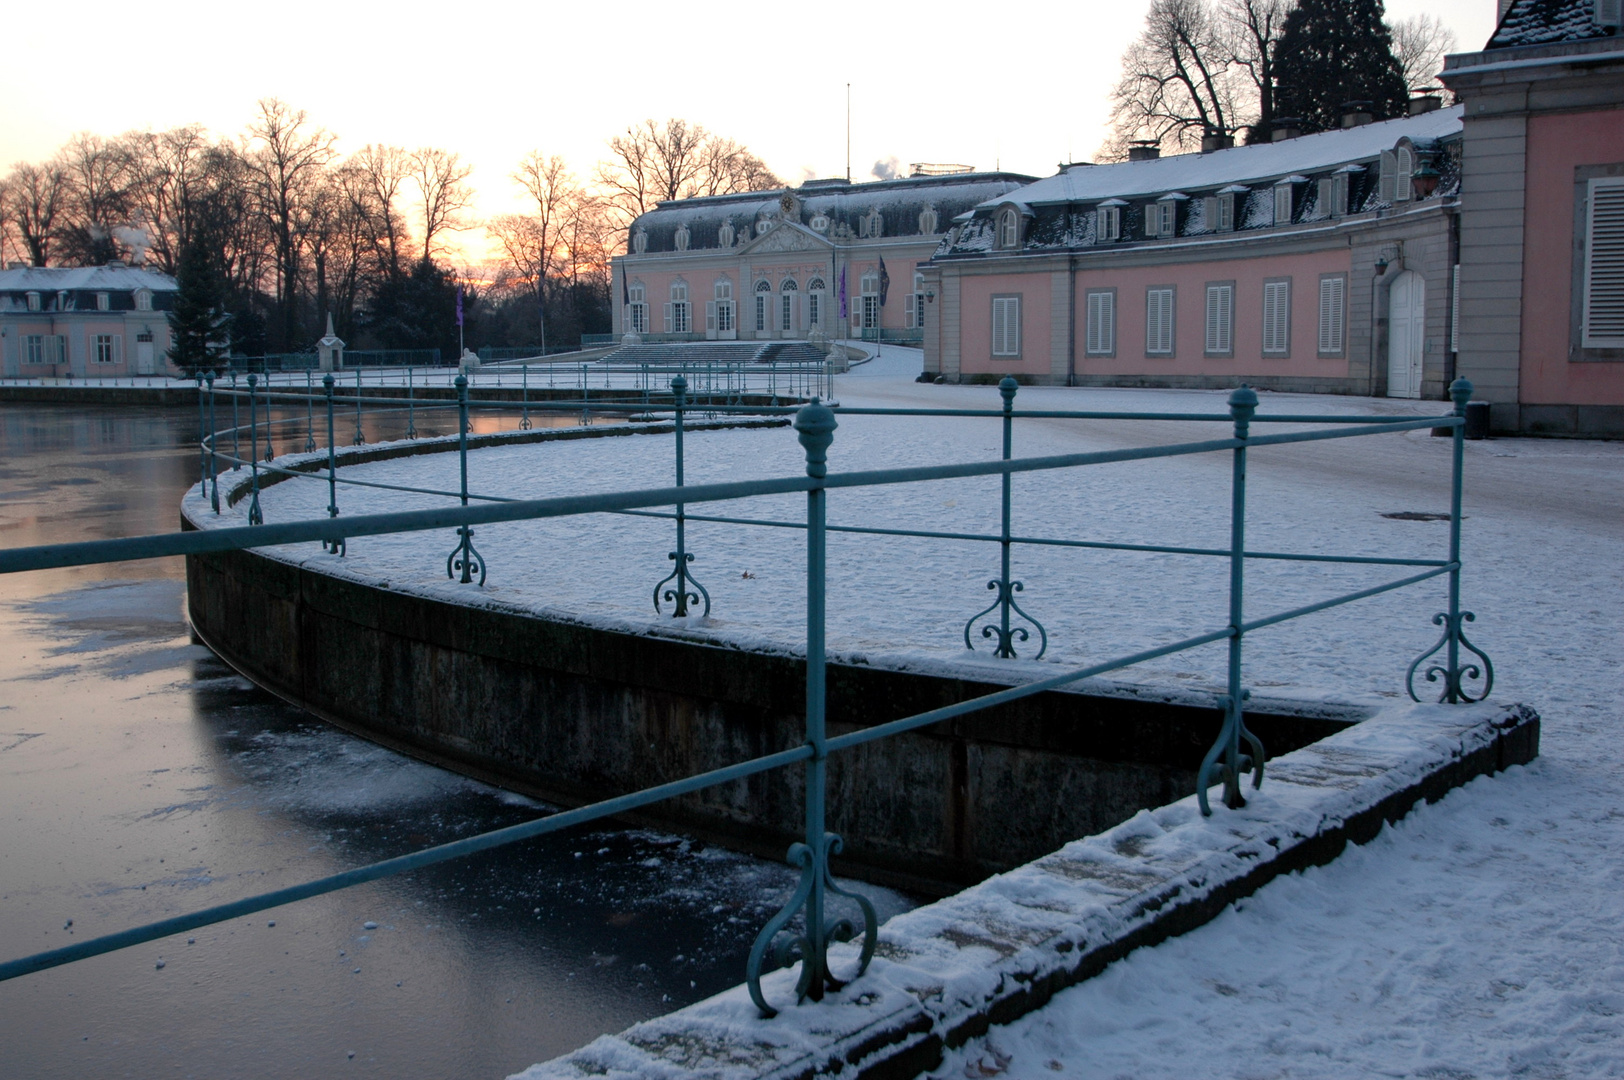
[
  {"x1": 1273, "y1": 0, "x2": 1409, "y2": 134},
  {"x1": 364, "y1": 259, "x2": 464, "y2": 359},
  {"x1": 166, "y1": 231, "x2": 229, "y2": 373}
]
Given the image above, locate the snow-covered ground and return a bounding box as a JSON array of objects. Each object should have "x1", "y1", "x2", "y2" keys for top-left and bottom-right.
[{"x1": 194, "y1": 346, "x2": 1624, "y2": 1078}]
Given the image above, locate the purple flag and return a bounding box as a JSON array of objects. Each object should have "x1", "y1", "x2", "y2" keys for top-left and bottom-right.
[
  {"x1": 839, "y1": 266, "x2": 848, "y2": 319},
  {"x1": 456, "y1": 284, "x2": 464, "y2": 327}
]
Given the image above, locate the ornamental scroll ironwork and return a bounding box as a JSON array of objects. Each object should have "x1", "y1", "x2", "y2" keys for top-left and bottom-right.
[
  {"x1": 964, "y1": 377, "x2": 1047, "y2": 659},
  {"x1": 746, "y1": 833, "x2": 877, "y2": 1018}
]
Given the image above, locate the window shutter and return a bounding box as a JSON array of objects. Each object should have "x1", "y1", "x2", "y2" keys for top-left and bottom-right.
[
  {"x1": 1147, "y1": 288, "x2": 1174, "y2": 354},
  {"x1": 1263, "y1": 281, "x2": 1290, "y2": 353},
  {"x1": 1600, "y1": 0, "x2": 1623, "y2": 27},
  {"x1": 1318, "y1": 277, "x2": 1345, "y2": 353},
  {"x1": 1202, "y1": 197, "x2": 1218, "y2": 231},
  {"x1": 663, "y1": 303, "x2": 673, "y2": 332},
  {"x1": 706, "y1": 301, "x2": 717, "y2": 330},
  {"x1": 1395, "y1": 148, "x2": 1413, "y2": 202},
  {"x1": 1206, "y1": 285, "x2": 1232, "y2": 354},
  {"x1": 1584, "y1": 178, "x2": 1624, "y2": 346},
  {"x1": 1101, "y1": 294, "x2": 1114, "y2": 353},
  {"x1": 1274, "y1": 185, "x2": 1292, "y2": 225},
  {"x1": 1379, "y1": 151, "x2": 1397, "y2": 203}
]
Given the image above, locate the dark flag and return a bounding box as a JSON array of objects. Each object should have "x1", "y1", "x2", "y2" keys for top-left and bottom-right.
[
  {"x1": 621, "y1": 264, "x2": 630, "y2": 307},
  {"x1": 878, "y1": 255, "x2": 890, "y2": 306},
  {"x1": 456, "y1": 284, "x2": 464, "y2": 327}
]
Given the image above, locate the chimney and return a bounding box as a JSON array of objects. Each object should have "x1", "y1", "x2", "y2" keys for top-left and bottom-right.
[
  {"x1": 1340, "y1": 101, "x2": 1375, "y2": 128},
  {"x1": 1201, "y1": 132, "x2": 1235, "y2": 153},
  {"x1": 1127, "y1": 140, "x2": 1161, "y2": 162},
  {"x1": 1271, "y1": 118, "x2": 1304, "y2": 141},
  {"x1": 1409, "y1": 94, "x2": 1443, "y2": 115}
]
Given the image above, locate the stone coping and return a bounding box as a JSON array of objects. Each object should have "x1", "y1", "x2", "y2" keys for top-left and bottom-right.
[{"x1": 512, "y1": 701, "x2": 1537, "y2": 1080}]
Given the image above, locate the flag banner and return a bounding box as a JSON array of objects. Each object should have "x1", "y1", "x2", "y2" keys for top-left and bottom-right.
[
  {"x1": 878, "y1": 256, "x2": 890, "y2": 306},
  {"x1": 456, "y1": 284, "x2": 464, "y2": 328},
  {"x1": 839, "y1": 266, "x2": 848, "y2": 319},
  {"x1": 621, "y1": 265, "x2": 630, "y2": 307}
]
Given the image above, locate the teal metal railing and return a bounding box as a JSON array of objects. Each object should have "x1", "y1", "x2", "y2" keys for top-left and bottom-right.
[{"x1": 0, "y1": 374, "x2": 1493, "y2": 1019}]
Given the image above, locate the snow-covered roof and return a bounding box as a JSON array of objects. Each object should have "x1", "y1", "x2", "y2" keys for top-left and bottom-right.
[
  {"x1": 0, "y1": 265, "x2": 178, "y2": 292},
  {"x1": 977, "y1": 107, "x2": 1463, "y2": 210},
  {"x1": 1488, "y1": 0, "x2": 1616, "y2": 48},
  {"x1": 625, "y1": 172, "x2": 1038, "y2": 254}
]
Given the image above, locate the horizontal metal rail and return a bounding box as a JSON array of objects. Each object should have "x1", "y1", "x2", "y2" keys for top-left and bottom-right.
[{"x1": 0, "y1": 418, "x2": 1445, "y2": 577}]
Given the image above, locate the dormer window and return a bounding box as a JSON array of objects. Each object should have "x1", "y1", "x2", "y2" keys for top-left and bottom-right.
[
  {"x1": 632, "y1": 228, "x2": 648, "y2": 254},
  {"x1": 26, "y1": 291, "x2": 40, "y2": 311},
  {"x1": 809, "y1": 212, "x2": 830, "y2": 233},
  {"x1": 918, "y1": 205, "x2": 939, "y2": 235},
  {"x1": 1096, "y1": 202, "x2": 1124, "y2": 242},
  {"x1": 997, "y1": 208, "x2": 1021, "y2": 249},
  {"x1": 1203, "y1": 188, "x2": 1241, "y2": 233},
  {"x1": 756, "y1": 219, "x2": 772, "y2": 235},
  {"x1": 96, "y1": 292, "x2": 110, "y2": 311},
  {"x1": 718, "y1": 221, "x2": 735, "y2": 247},
  {"x1": 1147, "y1": 195, "x2": 1184, "y2": 239},
  {"x1": 1317, "y1": 173, "x2": 1350, "y2": 218},
  {"x1": 860, "y1": 209, "x2": 884, "y2": 238},
  {"x1": 1393, "y1": 147, "x2": 1414, "y2": 202},
  {"x1": 135, "y1": 289, "x2": 152, "y2": 311},
  {"x1": 673, "y1": 224, "x2": 690, "y2": 251},
  {"x1": 1273, "y1": 178, "x2": 1305, "y2": 225}
]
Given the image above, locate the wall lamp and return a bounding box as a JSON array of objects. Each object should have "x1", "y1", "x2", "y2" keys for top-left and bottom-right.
[{"x1": 925, "y1": 289, "x2": 936, "y2": 303}]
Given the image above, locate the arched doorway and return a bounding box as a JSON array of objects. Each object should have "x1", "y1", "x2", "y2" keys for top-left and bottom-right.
[{"x1": 1387, "y1": 270, "x2": 1425, "y2": 398}]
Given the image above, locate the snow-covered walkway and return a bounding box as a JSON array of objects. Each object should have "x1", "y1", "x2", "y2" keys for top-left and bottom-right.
[{"x1": 198, "y1": 347, "x2": 1624, "y2": 1078}]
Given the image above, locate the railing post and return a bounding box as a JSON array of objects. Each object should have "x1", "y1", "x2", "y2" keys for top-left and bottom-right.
[
  {"x1": 747, "y1": 399, "x2": 875, "y2": 1018},
  {"x1": 406, "y1": 365, "x2": 418, "y2": 439},
  {"x1": 229, "y1": 372, "x2": 241, "y2": 470},
  {"x1": 444, "y1": 374, "x2": 486, "y2": 585},
  {"x1": 1197, "y1": 386, "x2": 1265, "y2": 815},
  {"x1": 322, "y1": 374, "x2": 345, "y2": 556},
  {"x1": 352, "y1": 369, "x2": 365, "y2": 445},
  {"x1": 246, "y1": 373, "x2": 263, "y2": 526},
  {"x1": 520, "y1": 362, "x2": 532, "y2": 430},
  {"x1": 205, "y1": 372, "x2": 219, "y2": 513},
  {"x1": 965, "y1": 377, "x2": 1046, "y2": 658},
  {"x1": 303, "y1": 371, "x2": 316, "y2": 453},
  {"x1": 1407, "y1": 378, "x2": 1493, "y2": 702},
  {"x1": 261, "y1": 375, "x2": 275, "y2": 461},
  {"x1": 654, "y1": 377, "x2": 709, "y2": 617},
  {"x1": 195, "y1": 373, "x2": 208, "y2": 493}
]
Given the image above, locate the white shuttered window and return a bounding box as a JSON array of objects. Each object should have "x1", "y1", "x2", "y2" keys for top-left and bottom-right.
[
  {"x1": 1146, "y1": 287, "x2": 1175, "y2": 355},
  {"x1": 1318, "y1": 276, "x2": 1346, "y2": 354},
  {"x1": 1263, "y1": 279, "x2": 1291, "y2": 354},
  {"x1": 1085, "y1": 291, "x2": 1115, "y2": 355},
  {"x1": 1205, "y1": 284, "x2": 1234, "y2": 355},
  {"x1": 1583, "y1": 178, "x2": 1624, "y2": 347},
  {"x1": 991, "y1": 295, "x2": 1021, "y2": 357}
]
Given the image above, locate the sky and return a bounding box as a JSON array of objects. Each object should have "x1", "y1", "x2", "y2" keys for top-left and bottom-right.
[{"x1": 0, "y1": 0, "x2": 1498, "y2": 262}]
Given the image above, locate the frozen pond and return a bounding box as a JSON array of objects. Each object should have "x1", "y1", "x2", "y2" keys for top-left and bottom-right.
[{"x1": 0, "y1": 403, "x2": 914, "y2": 1080}]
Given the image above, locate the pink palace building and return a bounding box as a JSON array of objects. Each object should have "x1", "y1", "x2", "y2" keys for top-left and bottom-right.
[{"x1": 610, "y1": 170, "x2": 1035, "y2": 347}]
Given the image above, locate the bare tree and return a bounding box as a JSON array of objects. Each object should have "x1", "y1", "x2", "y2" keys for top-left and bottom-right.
[
  {"x1": 410, "y1": 147, "x2": 473, "y2": 264},
  {"x1": 1222, "y1": 0, "x2": 1289, "y2": 141},
  {"x1": 1389, "y1": 14, "x2": 1459, "y2": 94},
  {"x1": 594, "y1": 119, "x2": 781, "y2": 228},
  {"x1": 2, "y1": 160, "x2": 70, "y2": 266},
  {"x1": 1107, "y1": 0, "x2": 1242, "y2": 156},
  {"x1": 53, "y1": 133, "x2": 137, "y2": 265},
  {"x1": 349, "y1": 144, "x2": 414, "y2": 277},
  {"x1": 243, "y1": 98, "x2": 337, "y2": 349}
]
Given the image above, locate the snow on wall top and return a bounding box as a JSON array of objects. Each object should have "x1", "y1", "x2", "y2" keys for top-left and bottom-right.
[
  {"x1": 0, "y1": 265, "x2": 178, "y2": 293},
  {"x1": 975, "y1": 107, "x2": 1463, "y2": 210},
  {"x1": 1488, "y1": 0, "x2": 1615, "y2": 48}
]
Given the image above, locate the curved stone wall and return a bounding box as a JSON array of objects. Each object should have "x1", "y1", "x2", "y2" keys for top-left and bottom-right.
[{"x1": 185, "y1": 431, "x2": 1356, "y2": 895}]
